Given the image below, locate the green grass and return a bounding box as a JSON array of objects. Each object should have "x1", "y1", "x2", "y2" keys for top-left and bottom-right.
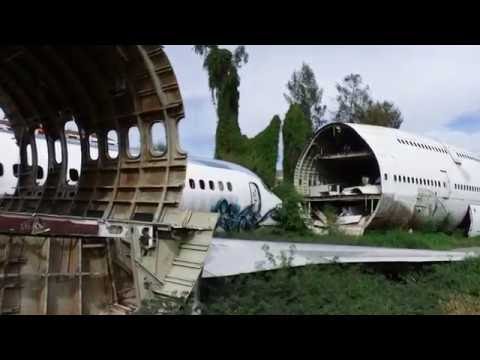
[
  {"x1": 202, "y1": 258, "x2": 480, "y2": 315},
  {"x1": 204, "y1": 228, "x2": 480, "y2": 314},
  {"x1": 217, "y1": 227, "x2": 480, "y2": 250}
]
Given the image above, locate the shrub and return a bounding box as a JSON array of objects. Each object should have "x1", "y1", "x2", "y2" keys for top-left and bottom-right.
[{"x1": 273, "y1": 182, "x2": 308, "y2": 233}]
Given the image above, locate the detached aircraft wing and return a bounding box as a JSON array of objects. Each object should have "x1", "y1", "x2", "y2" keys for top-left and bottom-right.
[{"x1": 202, "y1": 238, "x2": 476, "y2": 278}]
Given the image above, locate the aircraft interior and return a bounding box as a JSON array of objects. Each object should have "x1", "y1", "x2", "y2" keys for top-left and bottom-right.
[{"x1": 295, "y1": 124, "x2": 382, "y2": 235}]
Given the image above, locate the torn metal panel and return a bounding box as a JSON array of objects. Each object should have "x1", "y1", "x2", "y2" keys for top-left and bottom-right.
[
  {"x1": 468, "y1": 205, "x2": 480, "y2": 238},
  {"x1": 203, "y1": 238, "x2": 475, "y2": 279}
]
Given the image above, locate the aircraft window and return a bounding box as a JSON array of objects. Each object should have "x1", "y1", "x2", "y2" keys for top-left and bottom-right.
[
  {"x1": 199, "y1": 180, "x2": 205, "y2": 190},
  {"x1": 128, "y1": 126, "x2": 141, "y2": 158},
  {"x1": 37, "y1": 166, "x2": 44, "y2": 180},
  {"x1": 394, "y1": 175, "x2": 397, "y2": 182},
  {"x1": 107, "y1": 130, "x2": 118, "y2": 159},
  {"x1": 408, "y1": 177, "x2": 411, "y2": 184},
  {"x1": 89, "y1": 133, "x2": 99, "y2": 160},
  {"x1": 0, "y1": 163, "x2": 3, "y2": 177},
  {"x1": 227, "y1": 182, "x2": 233, "y2": 192},
  {"x1": 384, "y1": 173, "x2": 388, "y2": 181},
  {"x1": 403, "y1": 176, "x2": 406, "y2": 183},
  {"x1": 54, "y1": 139, "x2": 62, "y2": 164},
  {"x1": 65, "y1": 120, "x2": 81, "y2": 184},
  {"x1": 444, "y1": 182, "x2": 446, "y2": 188},
  {"x1": 189, "y1": 179, "x2": 195, "y2": 189},
  {"x1": 454, "y1": 184, "x2": 457, "y2": 190},
  {"x1": 427, "y1": 180, "x2": 431, "y2": 186},
  {"x1": 13, "y1": 164, "x2": 19, "y2": 178},
  {"x1": 397, "y1": 139, "x2": 401, "y2": 144},
  {"x1": 151, "y1": 122, "x2": 167, "y2": 156},
  {"x1": 26, "y1": 144, "x2": 33, "y2": 166},
  {"x1": 218, "y1": 181, "x2": 224, "y2": 191},
  {"x1": 209, "y1": 180, "x2": 215, "y2": 191},
  {"x1": 416, "y1": 178, "x2": 419, "y2": 185},
  {"x1": 409, "y1": 141, "x2": 414, "y2": 146}
]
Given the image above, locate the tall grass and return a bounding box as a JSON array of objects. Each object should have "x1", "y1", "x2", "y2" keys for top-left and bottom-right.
[{"x1": 202, "y1": 258, "x2": 480, "y2": 315}]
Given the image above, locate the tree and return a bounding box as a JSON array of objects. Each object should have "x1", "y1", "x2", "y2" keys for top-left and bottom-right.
[
  {"x1": 194, "y1": 45, "x2": 280, "y2": 188},
  {"x1": 334, "y1": 74, "x2": 403, "y2": 129},
  {"x1": 282, "y1": 104, "x2": 313, "y2": 184},
  {"x1": 284, "y1": 63, "x2": 327, "y2": 130},
  {"x1": 334, "y1": 74, "x2": 372, "y2": 124},
  {"x1": 361, "y1": 101, "x2": 403, "y2": 129}
]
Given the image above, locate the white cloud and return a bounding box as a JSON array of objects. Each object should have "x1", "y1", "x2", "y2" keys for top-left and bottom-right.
[
  {"x1": 426, "y1": 127, "x2": 480, "y2": 154},
  {"x1": 165, "y1": 45, "x2": 480, "y2": 156}
]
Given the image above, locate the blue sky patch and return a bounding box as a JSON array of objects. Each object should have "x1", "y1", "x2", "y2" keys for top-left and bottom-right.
[{"x1": 447, "y1": 112, "x2": 480, "y2": 133}]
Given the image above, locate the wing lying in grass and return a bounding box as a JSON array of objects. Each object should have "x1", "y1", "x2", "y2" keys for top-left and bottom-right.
[{"x1": 203, "y1": 238, "x2": 476, "y2": 278}]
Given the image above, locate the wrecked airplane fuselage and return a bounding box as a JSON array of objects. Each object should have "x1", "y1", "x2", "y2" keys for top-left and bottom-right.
[
  {"x1": 294, "y1": 122, "x2": 480, "y2": 236},
  {"x1": 0, "y1": 46, "x2": 218, "y2": 315}
]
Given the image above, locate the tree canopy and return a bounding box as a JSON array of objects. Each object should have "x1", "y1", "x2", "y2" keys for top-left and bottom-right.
[
  {"x1": 284, "y1": 63, "x2": 327, "y2": 130},
  {"x1": 334, "y1": 73, "x2": 403, "y2": 129},
  {"x1": 282, "y1": 104, "x2": 313, "y2": 184},
  {"x1": 194, "y1": 45, "x2": 280, "y2": 188}
]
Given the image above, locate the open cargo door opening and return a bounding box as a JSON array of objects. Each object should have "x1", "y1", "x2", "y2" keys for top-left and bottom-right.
[{"x1": 294, "y1": 123, "x2": 382, "y2": 236}]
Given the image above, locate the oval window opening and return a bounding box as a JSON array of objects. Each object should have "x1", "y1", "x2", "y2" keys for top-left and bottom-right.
[
  {"x1": 151, "y1": 122, "x2": 166, "y2": 155},
  {"x1": 89, "y1": 133, "x2": 99, "y2": 160},
  {"x1": 26, "y1": 144, "x2": 33, "y2": 166},
  {"x1": 54, "y1": 139, "x2": 62, "y2": 164},
  {"x1": 107, "y1": 130, "x2": 118, "y2": 159},
  {"x1": 35, "y1": 129, "x2": 48, "y2": 186},
  {"x1": 128, "y1": 126, "x2": 141, "y2": 158},
  {"x1": 65, "y1": 120, "x2": 81, "y2": 184}
]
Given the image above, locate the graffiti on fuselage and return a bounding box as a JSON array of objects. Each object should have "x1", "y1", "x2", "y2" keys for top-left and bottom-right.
[{"x1": 212, "y1": 199, "x2": 262, "y2": 232}]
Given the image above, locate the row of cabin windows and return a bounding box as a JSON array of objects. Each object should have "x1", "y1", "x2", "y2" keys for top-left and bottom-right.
[
  {"x1": 397, "y1": 138, "x2": 448, "y2": 154},
  {"x1": 388, "y1": 173, "x2": 447, "y2": 188},
  {"x1": 456, "y1": 152, "x2": 480, "y2": 163},
  {"x1": 0, "y1": 164, "x2": 45, "y2": 179},
  {"x1": 454, "y1": 184, "x2": 480, "y2": 192},
  {"x1": 189, "y1": 179, "x2": 233, "y2": 192}
]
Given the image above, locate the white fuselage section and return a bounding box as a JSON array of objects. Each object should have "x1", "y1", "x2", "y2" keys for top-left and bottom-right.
[
  {"x1": 297, "y1": 122, "x2": 480, "y2": 232},
  {"x1": 355, "y1": 124, "x2": 480, "y2": 227},
  {"x1": 0, "y1": 128, "x2": 281, "y2": 230}
]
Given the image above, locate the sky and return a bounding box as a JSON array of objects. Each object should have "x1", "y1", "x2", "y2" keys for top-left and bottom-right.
[
  {"x1": 165, "y1": 45, "x2": 480, "y2": 163},
  {"x1": 2, "y1": 45, "x2": 480, "y2": 166}
]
